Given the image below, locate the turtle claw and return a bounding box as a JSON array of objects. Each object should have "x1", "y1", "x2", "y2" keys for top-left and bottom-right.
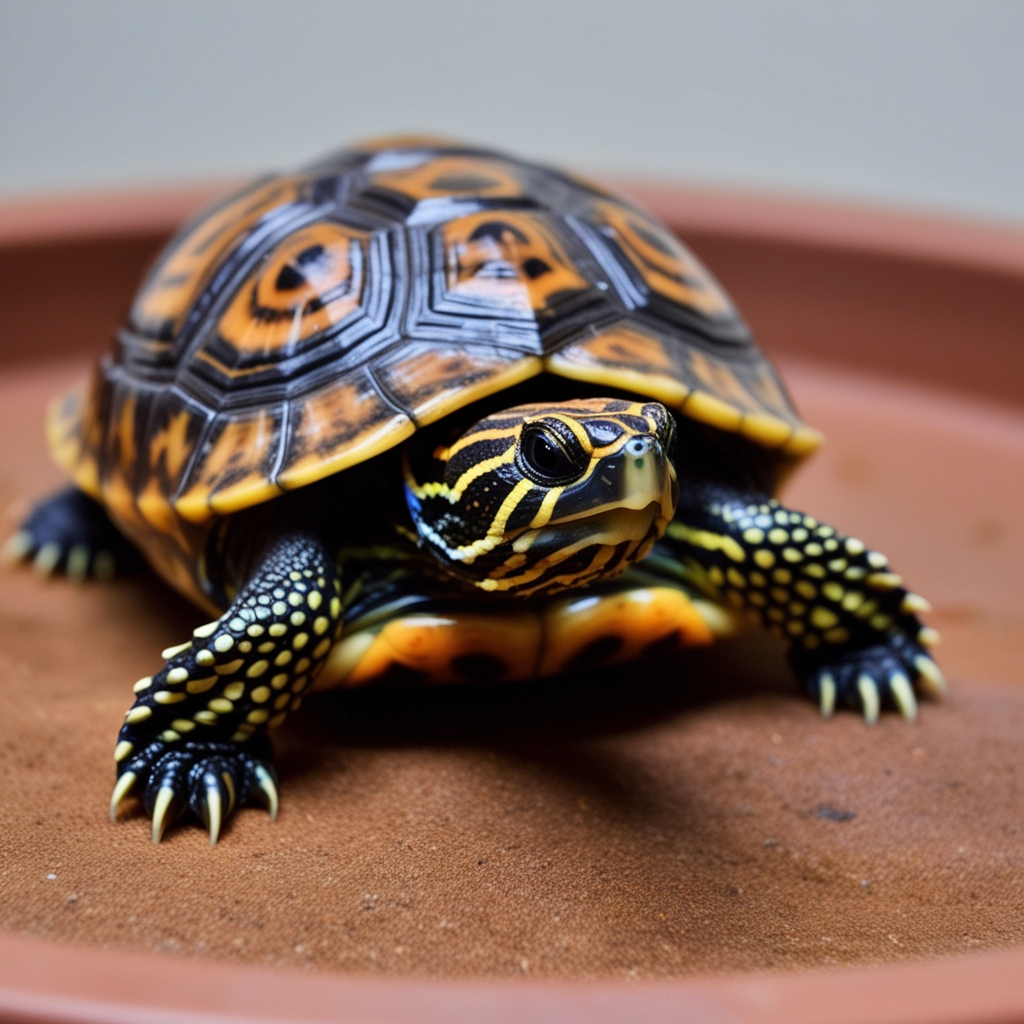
[
  {"x1": 914, "y1": 654, "x2": 947, "y2": 699},
  {"x1": 189, "y1": 763, "x2": 237, "y2": 846},
  {"x1": 252, "y1": 764, "x2": 279, "y2": 821},
  {"x1": 857, "y1": 674, "x2": 880, "y2": 725},
  {"x1": 109, "y1": 771, "x2": 137, "y2": 821},
  {"x1": 202, "y1": 785, "x2": 224, "y2": 846},
  {"x1": 65, "y1": 543, "x2": 91, "y2": 581},
  {"x1": 150, "y1": 786, "x2": 183, "y2": 844},
  {"x1": 32, "y1": 541, "x2": 62, "y2": 576},
  {"x1": 1, "y1": 529, "x2": 33, "y2": 565},
  {"x1": 818, "y1": 673, "x2": 836, "y2": 719},
  {"x1": 889, "y1": 671, "x2": 918, "y2": 721}
]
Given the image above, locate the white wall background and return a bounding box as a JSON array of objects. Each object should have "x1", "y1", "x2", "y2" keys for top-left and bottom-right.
[{"x1": 2, "y1": 0, "x2": 1022, "y2": 222}]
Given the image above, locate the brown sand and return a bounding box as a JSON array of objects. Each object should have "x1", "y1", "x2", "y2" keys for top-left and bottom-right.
[{"x1": 1, "y1": 357, "x2": 1023, "y2": 982}]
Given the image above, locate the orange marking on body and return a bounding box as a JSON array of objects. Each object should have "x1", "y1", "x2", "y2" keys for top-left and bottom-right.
[
  {"x1": 546, "y1": 322, "x2": 689, "y2": 410},
  {"x1": 113, "y1": 391, "x2": 138, "y2": 479},
  {"x1": 48, "y1": 370, "x2": 113, "y2": 499},
  {"x1": 685, "y1": 350, "x2": 760, "y2": 415},
  {"x1": 174, "y1": 409, "x2": 283, "y2": 521},
  {"x1": 317, "y1": 611, "x2": 543, "y2": 689},
  {"x1": 537, "y1": 587, "x2": 714, "y2": 677},
  {"x1": 594, "y1": 200, "x2": 733, "y2": 317},
  {"x1": 146, "y1": 409, "x2": 196, "y2": 486},
  {"x1": 215, "y1": 222, "x2": 367, "y2": 355},
  {"x1": 136, "y1": 476, "x2": 193, "y2": 553},
  {"x1": 442, "y1": 210, "x2": 589, "y2": 314}
]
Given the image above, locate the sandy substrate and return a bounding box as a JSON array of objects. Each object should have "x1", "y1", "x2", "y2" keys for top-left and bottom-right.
[{"x1": 0, "y1": 357, "x2": 1022, "y2": 981}]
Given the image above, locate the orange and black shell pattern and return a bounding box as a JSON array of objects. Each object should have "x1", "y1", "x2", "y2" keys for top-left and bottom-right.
[{"x1": 48, "y1": 137, "x2": 821, "y2": 609}]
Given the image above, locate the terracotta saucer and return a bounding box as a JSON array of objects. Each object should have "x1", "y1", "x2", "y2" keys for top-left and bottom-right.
[{"x1": 1, "y1": 182, "x2": 1023, "y2": 1023}]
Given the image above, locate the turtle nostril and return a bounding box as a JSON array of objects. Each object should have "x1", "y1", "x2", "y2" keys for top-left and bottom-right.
[{"x1": 625, "y1": 438, "x2": 654, "y2": 458}]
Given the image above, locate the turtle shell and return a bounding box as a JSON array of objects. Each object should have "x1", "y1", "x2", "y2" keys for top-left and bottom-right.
[{"x1": 48, "y1": 137, "x2": 822, "y2": 607}]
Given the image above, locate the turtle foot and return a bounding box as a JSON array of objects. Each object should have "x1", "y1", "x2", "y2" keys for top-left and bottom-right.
[
  {"x1": 5, "y1": 486, "x2": 139, "y2": 580},
  {"x1": 111, "y1": 739, "x2": 278, "y2": 845},
  {"x1": 797, "y1": 632, "x2": 944, "y2": 725}
]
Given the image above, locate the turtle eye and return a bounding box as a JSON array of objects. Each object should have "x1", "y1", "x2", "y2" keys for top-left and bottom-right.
[{"x1": 518, "y1": 425, "x2": 588, "y2": 485}]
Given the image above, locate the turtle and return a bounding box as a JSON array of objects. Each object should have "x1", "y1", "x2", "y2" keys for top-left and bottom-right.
[{"x1": 6, "y1": 137, "x2": 945, "y2": 845}]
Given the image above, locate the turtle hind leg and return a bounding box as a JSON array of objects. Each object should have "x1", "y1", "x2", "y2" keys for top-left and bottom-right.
[
  {"x1": 3, "y1": 485, "x2": 141, "y2": 580},
  {"x1": 111, "y1": 528, "x2": 342, "y2": 844}
]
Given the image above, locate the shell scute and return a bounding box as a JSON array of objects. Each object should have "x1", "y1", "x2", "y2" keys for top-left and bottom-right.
[
  {"x1": 436, "y1": 209, "x2": 595, "y2": 319},
  {"x1": 136, "y1": 391, "x2": 209, "y2": 524},
  {"x1": 214, "y1": 221, "x2": 369, "y2": 357},
  {"x1": 186, "y1": 221, "x2": 398, "y2": 398},
  {"x1": 174, "y1": 405, "x2": 286, "y2": 522},
  {"x1": 276, "y1": 368, "x2": 414, "y2": 492}
]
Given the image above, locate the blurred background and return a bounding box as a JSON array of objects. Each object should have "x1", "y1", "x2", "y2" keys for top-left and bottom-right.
[{"x1": 2, "y1": 0, "x2": 1022, "y2": 222}]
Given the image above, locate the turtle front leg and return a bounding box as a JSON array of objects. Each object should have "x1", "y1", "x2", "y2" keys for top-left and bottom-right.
[
  {"x1": 659, "y1": 486, "x2": 944, "y2": 723},
  {"x1": 111, "y1": 529, "x2": 342, "y2": 843}
]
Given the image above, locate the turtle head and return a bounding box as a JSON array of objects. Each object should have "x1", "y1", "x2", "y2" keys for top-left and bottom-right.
[{"x1": 403, "y1": 398, "x2": 678, "y2": 596}]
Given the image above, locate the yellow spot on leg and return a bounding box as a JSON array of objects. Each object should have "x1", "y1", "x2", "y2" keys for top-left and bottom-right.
[
  {"x1": 154, "y1": 690, "x2": 186, "y2": 704},
  {"x1": 810, "y1": 607, "x2": 839, "y2": 630},
  {"x1": 161, "y1": 641, "x2": 192, "y2": 660}
]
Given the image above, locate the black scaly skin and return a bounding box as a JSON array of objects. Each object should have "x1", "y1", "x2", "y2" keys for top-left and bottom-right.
[
  {"x1": 659, "y1": 477, "x2": 934, "y2": 718},
  {"x1": 5, "y1": 486, "x2": 141, "y2": 579},
  {"x1": 112, "y1": 526, "x2": 343, "y2": 841}
]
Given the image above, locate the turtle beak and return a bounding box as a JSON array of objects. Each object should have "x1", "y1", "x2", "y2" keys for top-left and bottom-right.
[{"x1": 551, "y1": 435, "x2": 677, "y2": 527}]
